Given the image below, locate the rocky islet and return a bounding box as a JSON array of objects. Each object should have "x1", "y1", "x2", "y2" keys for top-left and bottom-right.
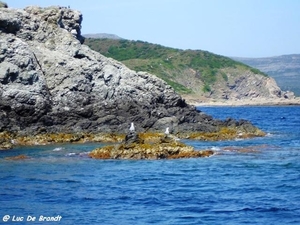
[{"x1": 89, "y1": 129, "x2": 215, "y2": 160}]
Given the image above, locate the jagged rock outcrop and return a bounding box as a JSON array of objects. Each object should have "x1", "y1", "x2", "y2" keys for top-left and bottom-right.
[
  {"x1": 0, "y1": 5, "x2": 263, "y2": 140},
  {"x1": 212, "y1": 71, "x2": 295, "y2": 100}
]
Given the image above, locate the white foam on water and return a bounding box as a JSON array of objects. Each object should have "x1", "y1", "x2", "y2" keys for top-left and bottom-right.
[
  {"x1": 53, "y1": 147, "x2": 64, "y2": 151},
  {"x1": 211, "y1": 146, "x2": 221, "y2": 151},
  {"x1": 66, "y1": 152, "x2": 77, "y2": 157}
]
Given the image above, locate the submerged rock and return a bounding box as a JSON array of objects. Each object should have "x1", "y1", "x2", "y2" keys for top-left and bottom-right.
[{"x1": 5, "y1": 154, "x2": 29, "y2": 160}]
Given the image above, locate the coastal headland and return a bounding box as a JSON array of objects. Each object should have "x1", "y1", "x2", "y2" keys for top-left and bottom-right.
[{"x1": 0, "y1": 4, "x2": 264, "y2": 155}]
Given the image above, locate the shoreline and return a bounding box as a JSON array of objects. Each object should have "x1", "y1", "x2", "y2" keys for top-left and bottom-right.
[
  {"x1": 0, "y1": 127, "x2": 266, "y2": 151},
  {"x1": 184, "y1": 97, "x2": 300, "y2": 107}
]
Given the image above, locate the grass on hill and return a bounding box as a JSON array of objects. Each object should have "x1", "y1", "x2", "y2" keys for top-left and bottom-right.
[{"x1": 84, "y1": 38, "x2": 268, "y2": 94}]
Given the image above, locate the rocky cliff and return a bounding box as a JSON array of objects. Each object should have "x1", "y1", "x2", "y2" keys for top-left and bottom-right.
[
  {"x1": 233, "y1": 55, "x2": 300, "y2": 96},
  {"x1": 0, "y1": 5, "x2": 262, "y2": 139},
  {"x1": 204, "y1": 68, "x2": 295, "y2": 100}
]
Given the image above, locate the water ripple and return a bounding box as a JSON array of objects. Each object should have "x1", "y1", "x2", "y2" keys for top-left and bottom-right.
[{"x1": 1, "y1": 107, "x2": 300, "y2": 224}]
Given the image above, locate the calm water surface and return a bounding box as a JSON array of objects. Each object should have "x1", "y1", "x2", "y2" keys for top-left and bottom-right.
[{"x1": 1, "y1": 106, "x2": 300, "y2": 224}]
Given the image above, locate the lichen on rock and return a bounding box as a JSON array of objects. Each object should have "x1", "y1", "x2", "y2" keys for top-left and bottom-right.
[
  {"x1": 183, "y1": 126, "x2": 265, "y2": 141},
  {"x1": 89, "y1": 130, "x2": 214, "y2": 160}
]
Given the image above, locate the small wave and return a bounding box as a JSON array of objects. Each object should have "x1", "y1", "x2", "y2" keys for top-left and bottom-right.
[
  {"x1": 210, "y1": 146, "x2": 221, "y2": 151},
  {"x1": 241, "y1": 206, "x2": 290, "y2": 212},
  {"x1": 234, "y1": 138, "x2": 244, "y2": 141},
  {"x1": 210, "y1": 152, "x2": 219, "y2": 157},
  {"x1": 79, "y1": 152, "x2": 90, "y2": 157},
  {"x1": 82, "y1": 197, "x2": 98, "y2": 201},
  {"x1": 53, "y1": 147, "x2": 64, "y2": 151},
  {"x1": 66, "y1": 152, "x2": 77, "y2": 157},
  {"x1": 65, "y1": 152, "x2": 90, "y2": 157}
]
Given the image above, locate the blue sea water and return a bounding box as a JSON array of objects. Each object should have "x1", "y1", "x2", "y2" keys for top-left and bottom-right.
[{"x1": 1, "y1": 106, "x2": 300, "y2": 225}]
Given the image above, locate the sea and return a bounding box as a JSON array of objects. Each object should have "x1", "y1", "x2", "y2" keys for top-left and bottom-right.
[{"x1": 0, "y1": 106, "x2": 300, "y2": 225}]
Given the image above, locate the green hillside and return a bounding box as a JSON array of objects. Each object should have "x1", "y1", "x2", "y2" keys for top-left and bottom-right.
[{"x1": 84, "y1": 38, "x2": 267, "y2": 95}]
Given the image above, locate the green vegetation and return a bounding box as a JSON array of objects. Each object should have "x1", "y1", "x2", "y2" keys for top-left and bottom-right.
[
  {"x1": 163, "y1": 78, "x2": 193, "y2": 94},
  {"x1": 202, "y1": 84, "x2": 211, "y2": 93},
  {"x1": 84, "y1": 38, "x2": 268, "y2": 94},
  {"x1": 250, "y1": 68, "x2": 268, "y2": 77}
]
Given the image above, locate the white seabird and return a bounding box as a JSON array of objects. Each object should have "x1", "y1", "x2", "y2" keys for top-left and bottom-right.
[
  {"x1": 129, "y1": 122, "x2": 135, "y2": 132},
  {"x1": 165, "y1": 127, "x2": 170, "y2": 135}
]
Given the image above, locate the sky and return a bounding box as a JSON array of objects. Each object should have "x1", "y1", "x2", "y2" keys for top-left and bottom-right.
[{"x1": 7, "y1": 0, "x2": 300, "y2": 57}]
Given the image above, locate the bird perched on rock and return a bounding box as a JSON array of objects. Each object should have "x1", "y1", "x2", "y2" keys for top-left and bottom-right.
[
  {"x1": 165, "y1": 127, "x2": 170, "y2": 135},
  {"x1": 129, "y1": 122, "x2": 135, "y2": 132},
  {"x1": 161, "y1": 127, "x2": 172, "y2": 143},
  {"x1": 164, "y1": 127, "x2": 180, "y2": 141}
]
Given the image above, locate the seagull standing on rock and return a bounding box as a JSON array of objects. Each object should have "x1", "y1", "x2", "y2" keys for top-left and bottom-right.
[
  {"x1": 164, "y1": 127, "x2": 180, "y2": 141},
  {"x1": 129, "y1": 122, "x2": 135, "y2": 132}
]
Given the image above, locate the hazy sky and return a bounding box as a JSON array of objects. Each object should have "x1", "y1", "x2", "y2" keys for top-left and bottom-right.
[{"x1": 7, "y1": 0, "x2": 300, "y2": 57}]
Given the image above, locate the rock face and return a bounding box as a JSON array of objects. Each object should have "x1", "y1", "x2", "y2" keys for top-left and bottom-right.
[
  {"x1": 233, "y1": 55, "x2": 300, "y2": 96},
  {"x1": 0, "y1": 5, "x2": 262, "y2": 137},
  {"x1": 210, "y1": 71, "x2": 295, "y2": 100}
]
